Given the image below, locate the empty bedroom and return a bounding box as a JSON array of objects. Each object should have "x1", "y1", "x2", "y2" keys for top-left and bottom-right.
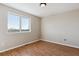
[{"x1": 0, "y1": 3, "x2": 79, "y2": 56}]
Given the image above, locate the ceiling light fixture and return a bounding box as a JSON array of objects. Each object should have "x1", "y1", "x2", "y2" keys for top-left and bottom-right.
[{"x1": 40, "y1": 3, "x2": 47, "y2": 7}]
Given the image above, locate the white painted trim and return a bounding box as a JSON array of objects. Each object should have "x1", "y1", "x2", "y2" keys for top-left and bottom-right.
[
  {"x1": 0, "y1": 39, "x2": 40, "y2": 53},
  {"x1": 41, "y1": 39, "x2": 79, "y2": 48},
  {"x1": 1, "y1": 39, "x2": 79, "y2": 53}
]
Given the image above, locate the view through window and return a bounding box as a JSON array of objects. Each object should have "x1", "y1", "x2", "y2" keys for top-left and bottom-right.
[{"x1": 8, "y1": 12, "x2": 30, "y2": 32}]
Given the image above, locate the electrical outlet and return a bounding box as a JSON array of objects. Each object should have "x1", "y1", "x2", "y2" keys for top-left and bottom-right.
[{"x1": 64, "y1": 39, "x2": 67, "y2": 41}]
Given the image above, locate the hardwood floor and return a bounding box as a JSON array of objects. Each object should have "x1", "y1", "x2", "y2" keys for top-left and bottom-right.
[{"x1": 0, "y1": 40, "x2": 79, "y2": 56}]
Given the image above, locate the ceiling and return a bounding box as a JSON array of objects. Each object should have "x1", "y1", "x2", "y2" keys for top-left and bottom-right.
[{"x1": 3, "y1": 3, "x2": 79, "y2": 18}]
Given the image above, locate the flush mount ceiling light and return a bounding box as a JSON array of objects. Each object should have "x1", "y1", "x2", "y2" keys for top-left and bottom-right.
[{"x1": 40, "y1": 3, "x2": 47, "y2": 7}]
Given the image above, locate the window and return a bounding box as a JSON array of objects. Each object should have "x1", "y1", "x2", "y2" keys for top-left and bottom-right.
[
  {"x1": 21, "y1": 16, "x2": 30, "y2": 31},
  {"x1": 8, "y1": 12, "x2": 30, "y2": 32}
]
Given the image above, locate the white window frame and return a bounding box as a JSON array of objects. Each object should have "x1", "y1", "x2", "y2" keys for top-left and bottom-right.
[{"x1": 7, "y1": 11, "x2": 31, "y2": 33}]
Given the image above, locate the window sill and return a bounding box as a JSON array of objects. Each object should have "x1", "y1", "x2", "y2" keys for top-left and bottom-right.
[{"x1": 7, "y1": 30, "x2": 31, "y2": 34}]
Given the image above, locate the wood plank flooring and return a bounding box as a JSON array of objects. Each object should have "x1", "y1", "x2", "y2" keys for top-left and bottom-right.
[{"x1": 0, "y1": 40, "x2": 79, "y2": 56}]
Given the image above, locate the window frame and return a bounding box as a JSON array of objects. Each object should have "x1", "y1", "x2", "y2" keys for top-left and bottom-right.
[{"x1": 7, "y1": 11, "x2": 31, "y2": 33}]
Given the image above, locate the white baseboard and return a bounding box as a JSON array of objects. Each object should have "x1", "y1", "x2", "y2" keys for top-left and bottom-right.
[
  {"x1": 41, "y1": 39, "x2": 79, "y2": 49},
  {"x1": 1, "y1": 39, "x2": 79, "y2": 53},
  {"x1": 0, "y1": 39, "x2": 40, "y2": 53}
]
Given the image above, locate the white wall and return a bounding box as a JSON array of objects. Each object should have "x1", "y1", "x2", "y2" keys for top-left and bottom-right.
[
  {"x1": 41, "y1": 9, "x2": 79, "y2": 48},
  {"x1": 0, "y1": 4, "x2": 41, "y2": 51}
]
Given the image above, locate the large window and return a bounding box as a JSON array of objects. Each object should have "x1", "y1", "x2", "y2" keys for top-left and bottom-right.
[{"x1": 8, "y1": 12, "x2": 30, "y2": 32}]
